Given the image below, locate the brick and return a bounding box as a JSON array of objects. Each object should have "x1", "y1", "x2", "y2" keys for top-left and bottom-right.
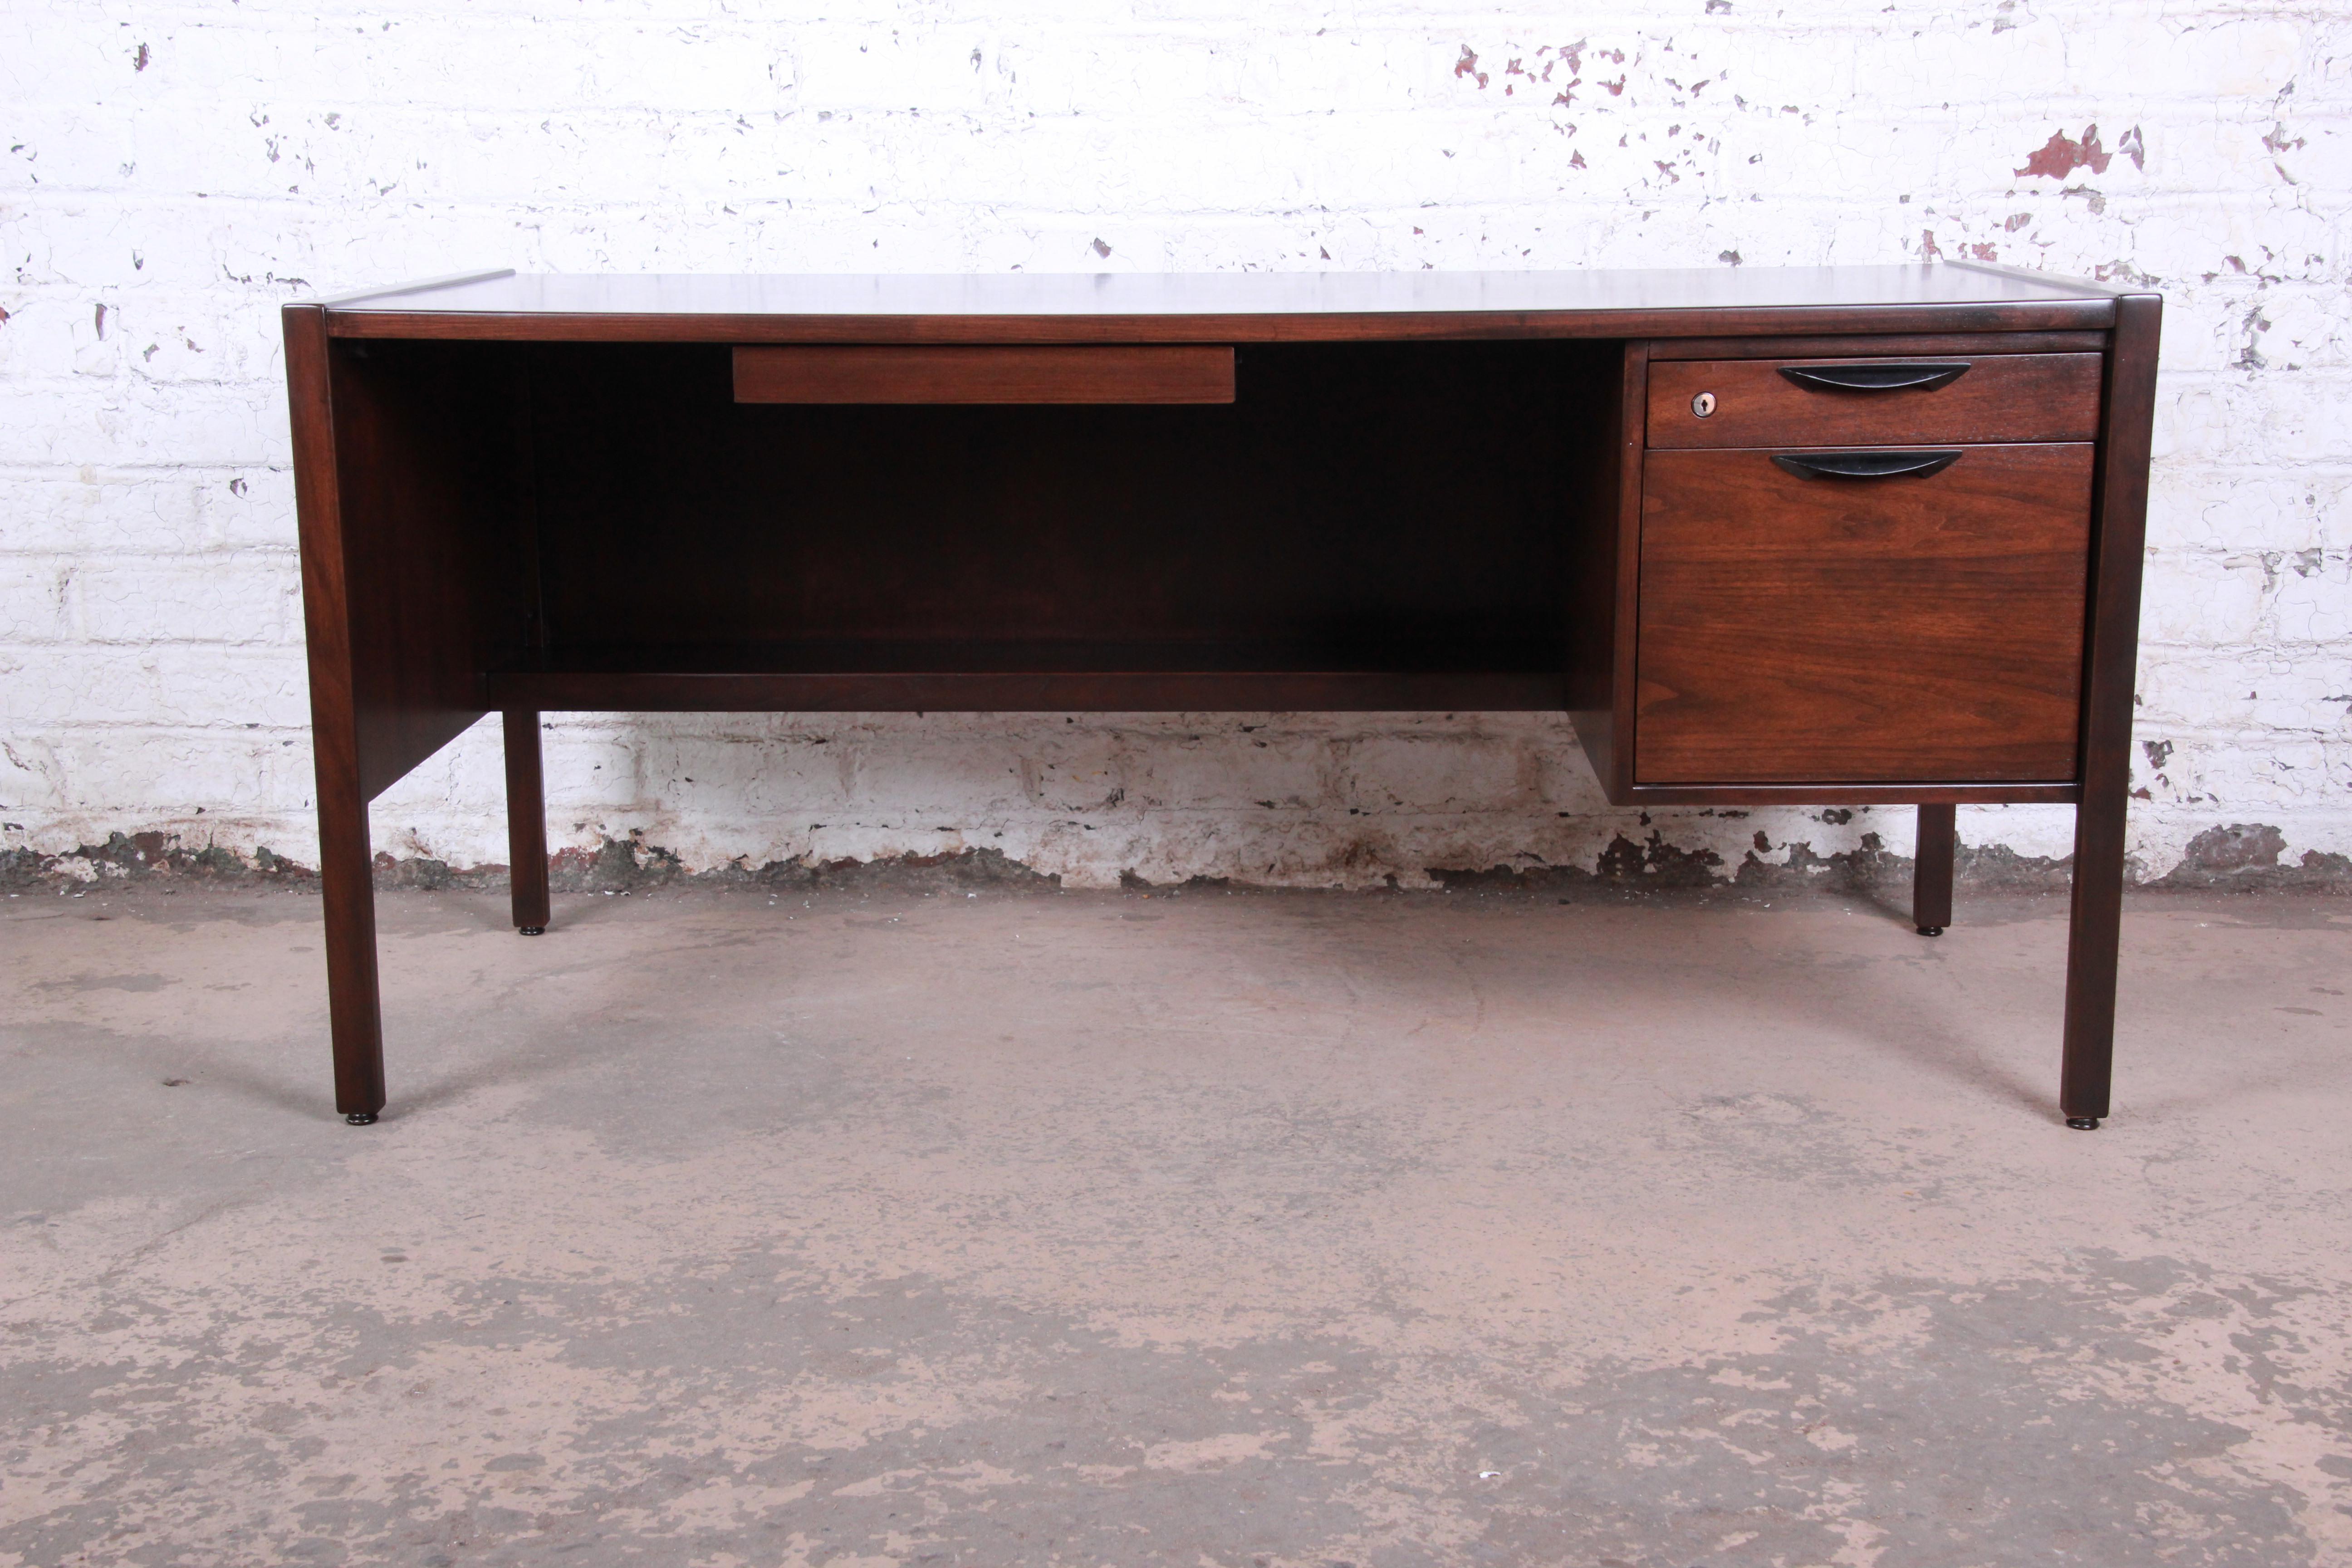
[
  {"x1": 1343, "y1": 735, "x2": 1533, "y2": 814},
  {"x1": 1134, "y1": 735, "x2": 1329, "y2": 812},
  {"x1": 0, "y1": 0, "x2": 2344, "y2": 887},
  {"x1": 63, "y1": 557, "x2": 302, "y2": 644},
  {"x1": 0, "y1": 643, "x2": 307, "y2": 728}
]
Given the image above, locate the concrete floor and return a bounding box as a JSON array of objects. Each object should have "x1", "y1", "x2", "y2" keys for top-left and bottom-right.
[{"x1": 3, "y1": 881, "x2": 2350, "y2": 1568}]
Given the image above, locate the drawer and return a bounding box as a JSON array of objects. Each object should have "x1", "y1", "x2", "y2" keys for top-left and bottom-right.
[
  {"x1": 1635, "y1": 443, "x2": 2094, "y2": 785},
  {"x1": 1646, "y1": 352, "x2": 2102, "y2": 449},
  {"x1": 734, "y1": 345, "x2": 1235, "y2": 404}
]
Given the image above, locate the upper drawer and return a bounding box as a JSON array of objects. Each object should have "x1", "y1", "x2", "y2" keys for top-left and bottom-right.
[{"x1": 1646, "y1": 352, "x2": 2102, "y2": 449}]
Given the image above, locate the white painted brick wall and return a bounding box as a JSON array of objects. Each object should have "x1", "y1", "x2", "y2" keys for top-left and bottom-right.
[{"x1": 3, "y1": 0, "x2": 2347, "y2": 889}]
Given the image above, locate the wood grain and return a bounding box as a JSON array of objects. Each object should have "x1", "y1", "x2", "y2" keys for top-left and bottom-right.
[
  {"x1": 311, "y1": 265, "x2": 2123, "y2": 318},
  {"x1": 330, "y1": 301, "x2": 2122, "y2": 345},
  {"x1": 1568, "y1": 342, "x2": 1649, "y2": 802},
  {"x1": 503, "y1": 710, "x2": 550, "y2": 932},
  {"x1": 1648, "y1": 331, "x2": 2107, "y2": 361},
  {"x1": 325, "y1": 340, "x2": 534, "y2": 799},
  {"x1": 528, "y1": 340, "x2": 1602, "y2": 661},
  {"x1": 283, "y1": 305, "x2": 386, "y2": 1119},
  {"x1": 1616, "y1": 780, "x2": 2078, "y2": 806},
  {"x1": 485, "y1": 666, "x2": 1564, "y2": 714},
  {"x1": 1646, "y1": 353, "x2": 2103, "y2": 448},
  {"x1": 275, "y1": 268, "x2": 2158, "y2": 1129},
  {"x1": 313, "y1": 266, "x2": 2121, "y2": 344},
  {"x1": 1634, "y1": 443, "x2": 2096, "y2": 784},
  {"x1": 734, "y1": 345, "x2": 1234, "y2": 403},
  {"x1": 1914, "y1": 803, "x2": 1957, "y2": 932},
  {"x1": 2061, "y1": 294, "x2": 2164, "y2": 1123}
]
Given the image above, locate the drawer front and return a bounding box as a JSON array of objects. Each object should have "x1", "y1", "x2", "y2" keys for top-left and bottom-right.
[
  {"x1": 1635, "y1": 443, "x2": 2094, "y2": 785},
  {"x1": 1647, "y1": 352, "x2": 2102, "y2": 449},
  {"x1": 734, "y1": 345, "x2": 1235, "y2": 404}
]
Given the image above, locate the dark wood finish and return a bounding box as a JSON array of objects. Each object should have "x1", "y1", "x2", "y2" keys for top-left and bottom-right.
[
  {"x1": 503, "y1": 710, "x2": 550, "y2": 932},
  {"x1": 734, "y1": 345, "x2": 1234, "y2": 404},
  {"x1": 1650, "y1": 331, "x2": 2107, "y2": 361},
  {"x1": 315, "y1": 267, "x2": 2120, "y2": 345},
  {"x1": 1619, "y1": 780, "x2": 2077, "y2": 807},
  {"x1": 285, "y1": 324, "x2": 540, "y2": 1117},
  {"x1": 487, "y1": 657, "x2": 1563, "y2": 715},
  {"x1": 1563, "y1": 345, "x2": 1630, "y2": 717},
  {"x1": 323, "y1": 340, "x2": 531, "y2": 798},
  {"x1": 1568, "y1": 343, "x2": 1649, "y2": 799},
  {"x1": 331, "y1": 300, "x2": 2121, "y2": 346},
  {"x1": 2061, "y1": 294, "x2": 2163, "y2": 1126},
  {"x1": 325, "y1": 267, "x2": 2124, "y2": 318},
  {"x1": 1914, "y1": 804, "x2": 1957, "y2": 934},
  {"x1": 525, "y1": 341, "x2": 1600, "y2": 658},
  {"x1": 1634, "y1": 443, "x2": 2095, "y2": 784},
  {"x1": 276, "y1": 266, "x2": 2156, "y2": 1129},
  {"x1": 1647, "y1": 353, "x2": 2103, "y2": 449},
  {"x1": 285, "y1": 306, "x2": 386, "y2": 1121}
]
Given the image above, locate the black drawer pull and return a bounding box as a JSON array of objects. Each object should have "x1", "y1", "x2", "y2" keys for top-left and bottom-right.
[
  {"x1": 1773, "y1": 450, "x2": 1963, "y2": 481},
  {"x1": 1778, "y1": 362, "x2": 1971, "y2": 393}
]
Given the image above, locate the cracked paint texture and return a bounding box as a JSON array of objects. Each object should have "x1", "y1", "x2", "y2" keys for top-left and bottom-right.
[{"x1": 0, "y1": 1, "x2": 2346, "y2": 889}]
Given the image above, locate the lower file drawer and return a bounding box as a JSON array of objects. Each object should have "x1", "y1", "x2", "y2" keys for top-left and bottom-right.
[{"x1": 1634, "y1": 442, "x2": 2095, "y2": 785}]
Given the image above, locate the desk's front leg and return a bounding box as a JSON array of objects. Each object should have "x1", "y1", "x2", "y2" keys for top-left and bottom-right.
[
  {"x1": 2058, "y1": 292, "x2": 2163, "y2": 1132},
  {"x1": 286, "y1": 304, "x2": 387, "y2": 1126},
  {"x1": 316, "y1": 755, "x2": 387, "y2": 1124},
  {"x1": 2059, "y1": 779, "x2": 2127, "y2": 1130}
]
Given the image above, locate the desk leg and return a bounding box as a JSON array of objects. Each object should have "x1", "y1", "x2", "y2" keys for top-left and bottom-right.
[
  {"x1": 2059, "y1": 290, "x2": 2161, "y2": 1132},
  {"x1": 319, "y1": 773, "x2": 387, "y2": 1125},
  {"x1": 2059, "y1": 787, "x2": 2127, "y2": 1131},
  {"x1": 1912, "y1": 804, "x2": 1955, "y2": 937},
  {"x1": 504, "y1": 710, "x2": 550, "y2": 936}
]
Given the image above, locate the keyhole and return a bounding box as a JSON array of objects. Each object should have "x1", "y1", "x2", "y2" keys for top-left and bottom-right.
[{"x1": 1691, "y1": 391, "x2": 1717, "y2": 418}]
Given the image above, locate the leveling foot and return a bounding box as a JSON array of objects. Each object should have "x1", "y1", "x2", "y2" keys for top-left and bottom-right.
[
  {"x1": 2065, "y1": 1116, "x2": 2101, "y2": 1131},
  {"x1": 1916, "y1": 925, "x2": 1944, "y2": 937},
  {"x1": 520, "y1": 926, "x2": 545, "y2": 936},
  {"x1": 344, "y1": 1112, "x2": 378, "y2": 1126}
]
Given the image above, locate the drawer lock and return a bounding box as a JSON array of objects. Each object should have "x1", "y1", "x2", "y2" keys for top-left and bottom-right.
[{"x1": 1690, "y1": 391, "x2": 1717, "y2": 417}]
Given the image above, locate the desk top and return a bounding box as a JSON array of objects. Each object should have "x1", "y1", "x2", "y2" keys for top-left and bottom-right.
[{"x1": 309, "y1": 264, "x2": 2127, "y2": 343}]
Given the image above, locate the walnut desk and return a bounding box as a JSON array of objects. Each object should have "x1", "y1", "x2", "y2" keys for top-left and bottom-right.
[{"x1": 282, "y1": 265, "x2": 2160, "y2": 1129}]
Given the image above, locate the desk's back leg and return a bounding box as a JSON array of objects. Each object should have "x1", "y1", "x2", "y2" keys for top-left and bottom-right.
[
  {"x1": 1913, "y1": 804, "x2": 1955, "y2": 936},
  {"x1": 318, "y1": 777, "x2": 387, "y2": 1124},
  {"x1": 504, "y1": 710, "x2": 551, "y2": 936}
]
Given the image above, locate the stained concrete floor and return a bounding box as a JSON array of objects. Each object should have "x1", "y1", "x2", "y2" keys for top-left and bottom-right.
[{"x1": 2, "y1": 879, "x2": 2350, "y2": 1568}]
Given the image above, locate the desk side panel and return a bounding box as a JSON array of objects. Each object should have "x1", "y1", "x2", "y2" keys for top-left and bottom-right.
[
  {"x1": 323, "y1": 339, "x2": 535, "y2": 799},
  {"x1": 1568, "y1": 342, "x2": 1646, "y2": 797},
  {"x1": 286, "y1": 309, "x2": 362, "y2": 811}
]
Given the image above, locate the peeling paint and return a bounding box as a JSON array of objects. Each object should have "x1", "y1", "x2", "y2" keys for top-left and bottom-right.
[
  {"x1": 0, "y1": 5, "x2": 2343, "y2": 903},
  {"x1": 2015, "y1": 124, "x2": 2126, "y2": 180}
]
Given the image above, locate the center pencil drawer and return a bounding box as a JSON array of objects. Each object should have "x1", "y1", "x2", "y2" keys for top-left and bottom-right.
[
  {"x1": 1648, "y1": 353, "x2": 2102, "y2": 448},
  {"x1": 1634, "y1": 442, "x2": 2095, "y2": 785},
  {"x1": 734, "y1": 344, "x2": 1236, "y2": 404}
]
